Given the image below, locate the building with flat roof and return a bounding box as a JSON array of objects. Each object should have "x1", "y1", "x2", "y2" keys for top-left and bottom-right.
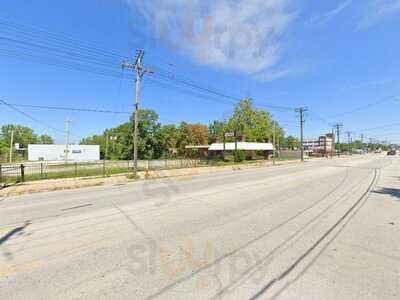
[
  {"x1": 185, "y1": 142, "x2": 274, "y2": 159},
  {"x1": 302, "y1": 133, "x2": 335, "y2": 157},
  {"x1": 28, "y1": 144, "x2": 100, "y2": 161}
]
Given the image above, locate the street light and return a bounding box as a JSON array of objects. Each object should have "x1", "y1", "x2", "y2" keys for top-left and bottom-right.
[
  {"x1": 9, "y1": 129, "x2": 14, "y2": 163},
  {"x1": 105, "y1": 135, "x2": 117, "y2": 160}
]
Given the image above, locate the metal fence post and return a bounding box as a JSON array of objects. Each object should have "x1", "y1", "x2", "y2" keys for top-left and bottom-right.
[
  {"x1": 103, "y1": 159, "x2": 106, "y2": 176},
  {"x1": 127, "y1": 160, "x2": 130, "y2": 173},
  {"x1": 40, "y1": 163, "x2": 43, "y2": 179},
  {"x1": 20, "y1": 164, "x2": 25, "y2": 182},
  {"x1": 75, "y1": 162, "x2": 78, "y2": 177},
  {"x1": 0, "y1": 164, "x2": 2, "y2": 184}
]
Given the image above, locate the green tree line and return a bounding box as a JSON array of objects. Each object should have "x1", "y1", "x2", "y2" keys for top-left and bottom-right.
[
  {"x1": 0, "y1": 124, "x2": 54, "y2": 161},
  {"x1": 81, "y1": 99, "x2": 295, "y2": 160},
  {"x1": 0, "y1": 99, "x2": 308, "y2": 162}
]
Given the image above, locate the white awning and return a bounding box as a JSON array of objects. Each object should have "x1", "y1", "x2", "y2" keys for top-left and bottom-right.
[
  {"x1": 184, "y1": 145, "x2": 210, "y2": 149},
  {"x1": 208, "y1": 142, "x2": 273, "y2": 151}
]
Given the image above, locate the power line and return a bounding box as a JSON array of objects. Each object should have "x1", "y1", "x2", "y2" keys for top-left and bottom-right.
[
  {"x1": 0, "y1": 102, "x2": 180, "y2": 124},
  {"x1": 0, "y1": 19, "x2": 130, "y2": 61},
  {"x1": 0, "y1": 98, "x2": 82, "y2": 139},
  {"x1": 354, "y1": 122, "x2": 400, "y2": 133},
  {"x1": 151, "y1": 71, "x2": 295, "y2": 112},
  {"x1": 0, "y1": 18, "x2": 347, "y2": 142},
  {"x1": 1, "y1": 103, "x2": 131, "y2": 114},
  {"x1": 0, "y1": 19, "x2": 296, "y2": 114},
  {"x1": 329, "y1": 95, "x2": 400, "y2": 118},
  {"x1": 0, "y1": 48, "x2": 130, "y2": 79}
]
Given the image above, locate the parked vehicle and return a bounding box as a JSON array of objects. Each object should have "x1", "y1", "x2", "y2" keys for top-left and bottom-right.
[{"x1": 387, "y1": 150, "x2": 396, "y2": 155}]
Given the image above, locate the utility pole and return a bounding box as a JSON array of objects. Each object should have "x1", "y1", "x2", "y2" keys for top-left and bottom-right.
[
  {"x1": 65, "y1": 118, "x2": 71, "y2": 163},
  {"x1": 122, "y1": 50, "x2": 153, "y2": 176},
  {"x1": 9, "y1": 129, "x2": 14, "y2": 163},
  {"x1": 334, "y1": 123, "x2": 343, "y2": 157},
  {"x1": 360, "y1": 134, "x2": 364, "y2": 153},
  {"x1": 346, "y1": 131, "x2": 352, "y2": 155},
  {"x1": 105, "y1": 133, "x2": 109, "y2": 161},
  {"x1": 235, "y1": 131, "x2": 238, "y2": 152},
  {"x1": 296, "y1": 107, "x2": 307, "y2": 162},
  {"x1": 272, "y1": 120, "x2": 276, "y2": 165},
  {"x1": 330, "y1": 127, "x2": 335, "y2": 159}
]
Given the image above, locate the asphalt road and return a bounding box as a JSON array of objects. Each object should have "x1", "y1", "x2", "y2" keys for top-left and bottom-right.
[{"x1": 0, "y1": 154, "x2": 399, "y2": 299}]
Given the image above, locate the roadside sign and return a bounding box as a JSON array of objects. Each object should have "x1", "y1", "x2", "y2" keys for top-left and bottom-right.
[
  {"x1": 15, "y1": 143, "x2": 20, "y2": 149},
  {"x1": 224, "y1": 132, "x2": 234, "y2": 137}
]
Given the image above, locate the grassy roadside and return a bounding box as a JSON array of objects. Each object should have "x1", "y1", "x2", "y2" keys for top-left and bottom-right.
[
  {"x1": 0, "y1": 157, "x2": 306, "y2": 197},
  {"x1": 1, "y1": 157, "x2": 302, "y2": 187}
]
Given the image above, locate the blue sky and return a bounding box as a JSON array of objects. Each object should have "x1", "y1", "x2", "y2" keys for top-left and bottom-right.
[{"x1": 1, "y1": 0, "x2": 400, "y2": 144}]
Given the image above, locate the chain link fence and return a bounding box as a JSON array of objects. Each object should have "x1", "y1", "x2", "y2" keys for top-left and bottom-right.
[{"x1": 0, "y1": 159, "x2": 204, "y2": 185}]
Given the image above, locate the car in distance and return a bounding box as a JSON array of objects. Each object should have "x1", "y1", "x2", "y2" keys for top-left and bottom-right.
[{"x1": 387, "y1": 149, "x2": 396, "y2": 155}]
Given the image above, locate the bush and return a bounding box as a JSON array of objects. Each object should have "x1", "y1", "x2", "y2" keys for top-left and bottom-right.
[{"x1": 233, "y1": 150, "x2": 245, "y2": 162}]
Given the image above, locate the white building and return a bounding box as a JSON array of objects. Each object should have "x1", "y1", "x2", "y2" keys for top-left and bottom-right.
[
  {"x1": 208, "y1": 142, "x2": 274, "y2": 151},
  {"x1": 302, "y1": 133, "x2": 335, "y2": 156},
  {"x1": 28, "y1": 144, "x2": 100, "y2": 161}
]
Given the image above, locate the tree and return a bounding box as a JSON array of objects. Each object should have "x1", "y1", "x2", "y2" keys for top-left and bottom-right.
[
  {"x1": 226, "y1": 99, "x2": 274, "y2": 142},
  {"x1": 176, "y1": 122, "x2": 209, "y2": 155},
  {"x1": 0, "y1": 124, "x2": 55, "y2": 161},
  {"x1": 1, "y1": 124, "x2": 38, "y2": 148},
  {"x1": 208, "y1": 120, "x2": 227, "y2": 143},
  {"x1": 80, "y1": 109, "x2": 163, "y2": 160},
  {"x1": 38, "y1": 134, "x2": 54, "y2": 144},
  {"x1": 157, "y1": 124, "x2": 179, "y2": 158},
  {"x1": 80, "y1": 134, "x2": 107, "y2": 158},
  {"x1": 282, "y1": 135, "x2": 300, "y2": 150},
  {"x1": 352, "y1": 140, "x2": 363, "y2": 149},
  {"x1": 77, "y1": 102, "x2": 288, "y2": 160},
  {"x1": 135, "y1": 109, "x2": 162, "y2": 159}
]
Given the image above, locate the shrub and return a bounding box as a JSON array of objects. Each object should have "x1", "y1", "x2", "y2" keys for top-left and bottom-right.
[{"x1": 233, "y1": 150, "x2": 245, "y2": 162}]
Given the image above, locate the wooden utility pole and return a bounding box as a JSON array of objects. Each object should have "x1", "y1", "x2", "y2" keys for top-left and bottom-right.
[
  {"x1": 334, "y1": 123, "x2": 343, "y2": 157},
  {"x1": 122, "y1": 50, "x2": 153, "y2": 176},
  {"x1": 105, "y1": 133, "x2": 109, "y2": 161},
  {"x1": 65, "y1": 118, "x2": 71, "y2": 163},
  {"x1": 273, "y1": 120, "x2": 276, "y2": 165},
  {"x1": 331, "y1": 127, "x2": 335, "y2": 158},
  {"x1": 296, "y1": 107, "x2": 308, "y2": 162},
  {"x1": 346, "y1": 131, "x2": 352, "y2": 155},
  {"x1": 9, "y1": 129, "x2": 14, "y2": 163}
]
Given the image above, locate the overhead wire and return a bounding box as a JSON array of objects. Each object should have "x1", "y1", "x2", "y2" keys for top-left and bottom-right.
[
  {"x1": 0, "y1": 98, "x2": 82, "y2": 139},
  {"x1": 3, "y1": 18, "x2": 382, "y2": 141},
  {"x1": 0, "y1": 102, "x2": 181, "y2": 124},
  {"x1": 0, "y1": 19, "x2": 296, "y2": 115}
]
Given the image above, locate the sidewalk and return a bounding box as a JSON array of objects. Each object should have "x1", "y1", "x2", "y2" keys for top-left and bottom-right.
[{"x1": 0, "y1": 159, "x2": 303, "y2": 198}]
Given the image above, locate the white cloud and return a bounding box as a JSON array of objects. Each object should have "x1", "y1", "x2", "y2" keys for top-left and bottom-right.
[
  {"x1": 358, "y1": 0, "x2": 400, "y2": 29},
  {"x1": 310, "y1": 1, "x2": 352, "y2": 24},
  {"x1": 126, "y1": 0, "x2": 296, "y2": 77},
  {"x1": 255, "y1": 60, "x2": 313, "y2": 82},
  {"x1": 255, "y1": 69, "x2": 293, "y2": 81}
]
